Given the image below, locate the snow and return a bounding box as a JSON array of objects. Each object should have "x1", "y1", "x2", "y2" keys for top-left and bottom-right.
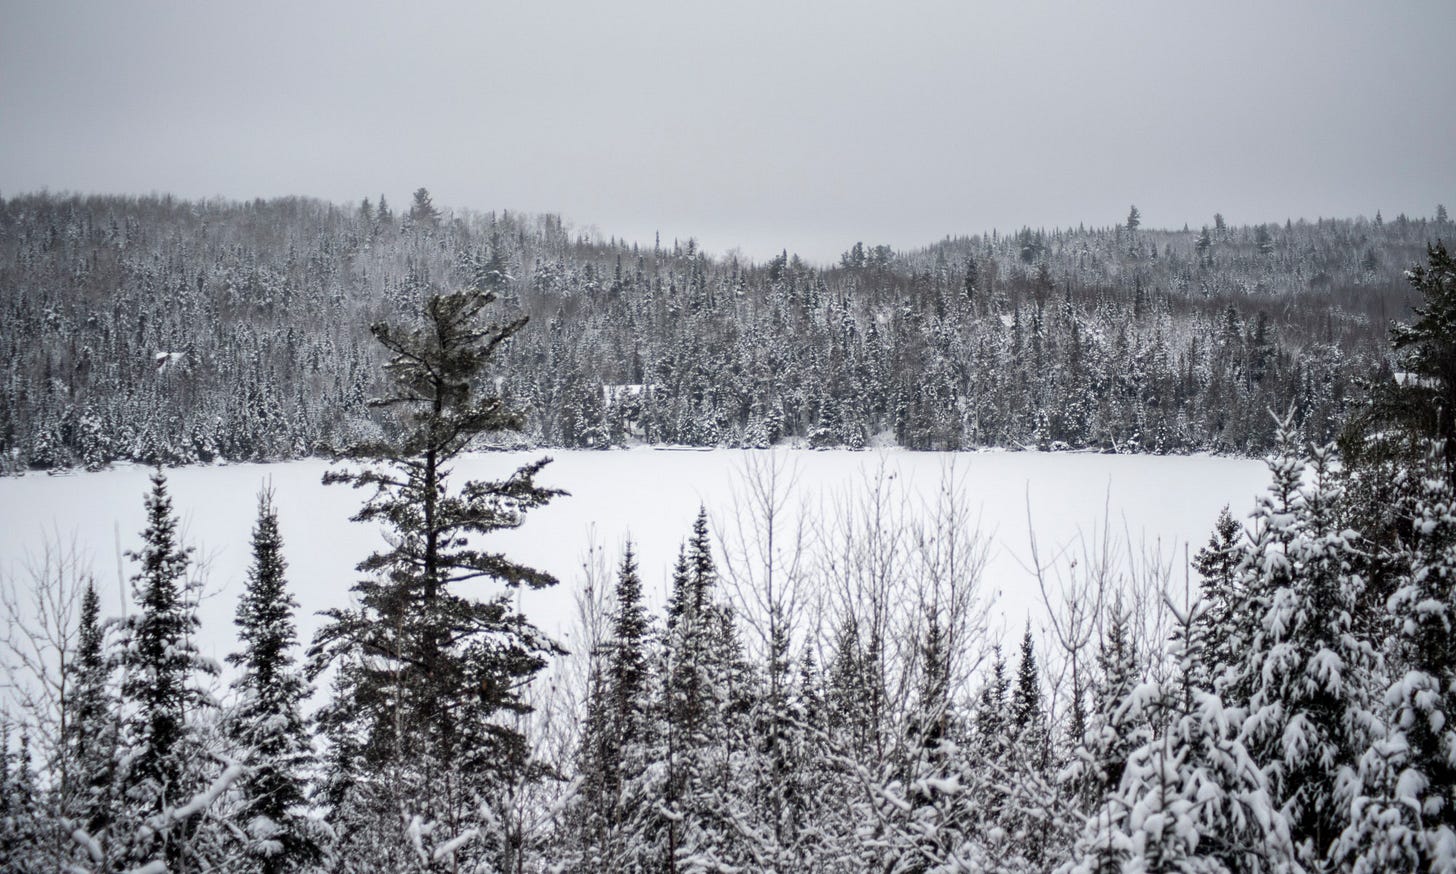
[{"x1": 0, "y1": 448, "x2": 1268, "y2": 701}]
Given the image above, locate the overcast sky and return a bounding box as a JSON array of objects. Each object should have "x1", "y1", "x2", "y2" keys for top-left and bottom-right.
[{"x1": 2, "y1": 1, "x2": 1453, "y2": 263}]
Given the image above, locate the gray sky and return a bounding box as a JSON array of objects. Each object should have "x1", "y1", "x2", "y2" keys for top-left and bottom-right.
[{"x1": 3, "y1": 0, "x2": 1453, "y2": 263}]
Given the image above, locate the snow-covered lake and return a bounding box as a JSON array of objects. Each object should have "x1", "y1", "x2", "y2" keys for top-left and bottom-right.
[{"x1": 0, "y1": 449, "x2": 1271, "y2": 682}]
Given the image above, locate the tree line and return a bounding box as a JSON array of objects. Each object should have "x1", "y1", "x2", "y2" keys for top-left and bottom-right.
[{"x1": 0, "y1": 191, "x2": 1444, "y2": 471}]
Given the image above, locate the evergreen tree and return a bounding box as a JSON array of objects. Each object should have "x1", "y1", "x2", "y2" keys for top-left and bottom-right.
[
  {"x1": 116, "y1": 470, "x2": 218, "y2": 870},
  {"x1": 309, "y1": 285, "x2": 563, "y2": 870},
  {"x1": 61, "y1": 581, "x2": 116, "y2": 855},
  {"x1": 1011, "y1": 624, "x2": 1047, "y2": 766},
  {"x1": 1239, "y1": 444, "x2": 1377, "y2": 869},
  {"x1": 0, "y1": 726, "x2": 44, "y2": 873},
  {"x1": 655, "y1": 510, "x2": 754, "y2": 871},
  {"x1": 962, "y1": 255, "x2": 980, "y2": 305},
  {"x1": 1188, "y1": 506, "x2": 1242, "y2": 692},
  {"x1": 609, "y1": 541, "x2": 652, "y2": 757},
  {"x1": 1004, "y1": 625, "x2": 1055, "y2": 868},
  {"x1": 1065, "y1": 594, "x2": 1296, "y2": 874},
  {"x1": 1389, "y1": 242, "x2": 1456, "y2": 475},
  {"x1": 408, "y1": 187, "x2": 441, "y2": 229},
  {"x1": 575, "y1": 541, "x2": 656, "y2": 870},
  {"x1": 1342, "y1": 446, "x2": 1456, "y2": 871},
  {"x1": 1081, "y1": 598, "x2": 1141, "y2": 803},
  {"x1": 1220, "y1": 426, "x2": 1305, "y2": 713},
  {"x1": 228, "y1": 488, "x2": 326, "y2": 873}
]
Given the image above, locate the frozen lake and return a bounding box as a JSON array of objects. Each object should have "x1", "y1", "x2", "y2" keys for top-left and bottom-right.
[{"x1": 0, "y1": 448, "x2": 1271, "y2": 684}]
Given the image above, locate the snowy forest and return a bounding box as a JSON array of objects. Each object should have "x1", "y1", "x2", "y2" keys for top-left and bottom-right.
[
  {"x1": 1, "y1": 190, "x2": 1448, "y2": 472},
  {"x1": 0, "y1": 222, "x2": 1453, "y2": 872}
]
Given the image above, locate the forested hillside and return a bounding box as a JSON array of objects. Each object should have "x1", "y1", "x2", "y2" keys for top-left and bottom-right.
[{"x1": 0, "y1": 191, "x2": 1443, "y2": 470}]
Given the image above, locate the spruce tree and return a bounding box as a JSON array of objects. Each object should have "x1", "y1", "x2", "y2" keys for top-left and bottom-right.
[
  {"x1": 228, "y1": 488, "x2": 325, "y2": 873},
  {"x1": 62, "y1": 581, "x2": 116, "y2": 856},
  {"x1": 656, "y1": 511, "x2": 753, "y2": 871},
  {"x1": 1064, "y1": 596, "x2": 1295, "y2": 874},
  {"x1": 309, "y1": 285, "x2": 563, "y2": 869},
  {"x1": 575, "y1": 541, "x2": 656, "y2": 870},
  {"x1": 117, "y1": 470, "x2": 218, "y2": 870},
  {"x1": 609, "y1": 542, "x2": 651, "y2": 741},
  {"x1": 1344, "y1": 241, "x2": 1456, "y2": 479},
  {"x1": 0, "y1": 726, "x2": 43, "y2": 873},
  {"x1": 1011, "y1": 624, "x2": 1047, "y2": 768},
  {"x1": 1342, "y1": 446, "x2": 1456, "y2": 871},
  {"x1": 1221, "y1": 425, "x2": 1304, "y2": 713},
  {"x1": 1188, "y1": 506, "x2": 1242, "y2": 693},
  {"x1": 1080, "y1": 598, "x2": 1141, "y2": 804},
  {"x1": 972, "y1": 646, "x2": 1010, "y2": 814},
  {"x1": 1240, "y1": 444, "x2": 1377, "y2": 868},
  {"x1": 607, "y1": 541, "x2": 657, "y2": 869},
  {"x1": 1005, "y1": 625, "x2": 1054, "y2": 868}
]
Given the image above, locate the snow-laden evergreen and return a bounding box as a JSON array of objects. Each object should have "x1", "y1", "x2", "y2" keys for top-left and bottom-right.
[
  {"x1": 225, "y1": 489, "x2": 327, "y2": 873},
  {"x1": 113, "y1": 470, "x2": 222, "y2": 871},
  {"x1": 1238, "y1": 439, "x2": 1380, "y2": 869},
  {"x1": 1341, "y1": 448, "x2": 1456, "y2": 872}
]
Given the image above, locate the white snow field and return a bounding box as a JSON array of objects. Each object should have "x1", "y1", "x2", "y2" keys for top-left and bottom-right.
[{"x1": 0, "y1": 448, "x2": 1270, "y2": 689}]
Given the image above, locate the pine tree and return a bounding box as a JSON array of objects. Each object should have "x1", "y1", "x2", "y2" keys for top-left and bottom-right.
[
  {"x1": 61, "y1": 581, "x2": 116, "y2": 854},
  {"x1": 1240, "y1": 443, "x2": 1377, "y2": 869},
  {"x1": 116, "y1": 470, "x2": 218, "y2": 870},
  {"x1": 309, "y1": 285, "x2": 563, "y2": 870},
  {"x1": 575, "y1": 541, "x2": 656, "y2": 871},
  {"x1": 1342, "y1": 446, "x2": 1456, "y2": 871},
  {"x1": 228, "y1": 488, "x2": 325, "y2": 873},
  {"x1": 1064, "y1": 596, "x2": 1296, "y2": 874},
  {"x1": 408, "y1": 187, "x2": 440, "y2": 228},
  {"x1": 1004, "y1": 625, "x2": 1055, "y2": 869},
  {"x1": 1390, "y1": 242, "x2": 1456, "y2": 475},
  {"x1": 655, "y1": 510, "x2": 755, "y2": 871},
  {"x1": 1188, "y1": 506, "x2": 1243, "y2": 693},
  {"x1": 1012, "y1": 624, "x2": 1047, "y2": 768}
]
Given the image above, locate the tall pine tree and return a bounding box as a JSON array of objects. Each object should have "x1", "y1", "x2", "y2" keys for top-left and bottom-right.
[
  {"x1": 228, "y1": 488, "x2": 325, "y2": 873},
  {"x1": 309, "y1": 285, "x2": 563, "y2": 870},
  {"x1": 61, "y1": 581, "x2": 115, "y2": 855},
  {"x1": 116, "y1": 470, "x2": 218, "y2": 870}
]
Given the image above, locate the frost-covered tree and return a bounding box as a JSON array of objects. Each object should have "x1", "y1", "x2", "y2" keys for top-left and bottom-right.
[
  {"x1": 655, "y1": 510, "x2": 755, "y2": 872},
  {"x1": 61, "y1": 581, "x2": 116, "y2": 858},
  {"x1": 1000, "y1": 626, "x2": 1057, "y2": 869},
  {"x1": 1239, "y1": 441, "x2": 1378, "y2": 869},
  {"x1": 114, "y1": 470, "x2": 220, "y2": 871},
  {"x1": 574, "y1": 541, "x2": 658, "y2": 871},
  {"x1": 1341, "y1": 447, "x2": 1456, "y2": 872},
  {"x1": 1345, "y1": 241, "x2": 1456, "y2": 479},
  {"x1": 1064, "y1": 589, "x2": 1297, "y2": 874},
  {"x1": 1188, "y1": 506, "x2": 1243, "y2": 693},
  {"x1": 309, "y1": 285, "x2": 563, "y2": 870},
  {"x1": 1070, "y1": 598, "x2": 1142, "y2": 808},
  {"x1": 227, "y1": 489, "x2": 326, "y2": 873}
]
